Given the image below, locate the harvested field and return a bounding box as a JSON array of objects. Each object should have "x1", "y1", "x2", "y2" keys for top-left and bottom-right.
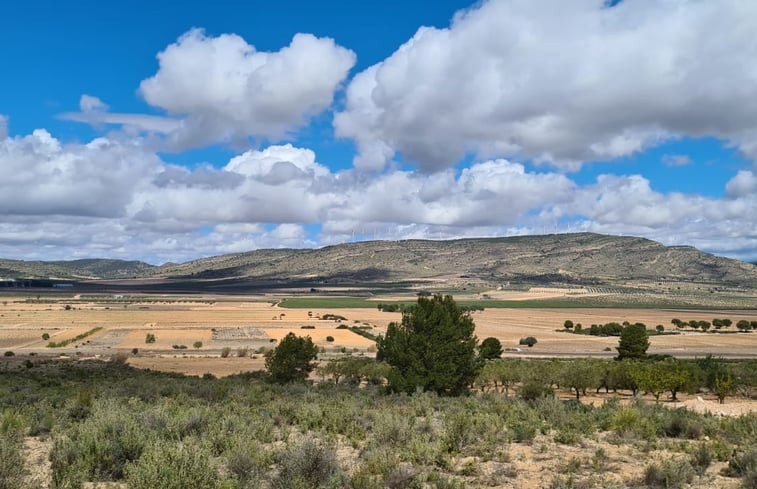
[
  {"x1": 469, "y1": 308, "x2": 757, "y2": 357},
  {"x1": 262, "y1": 327, "x2": 375, "y2": 348},
  {"x1": 127, "y1": 355, "x2": 266, "y2": 377},
  {"x1": 2, "y1": 296, "x2": 755, "y2": 377},
  {"x1": 118, "y1": 328, "x2": 213, "y2": 350}
]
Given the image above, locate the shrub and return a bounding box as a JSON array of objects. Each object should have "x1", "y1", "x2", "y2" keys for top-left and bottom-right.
[
  {"x1": 237, "y1": 347, "x2": 249, "y2": 358},
  {"x1": 131, "y1": 348, "x2": 139, "y2": 355},
  {"x1": 3, "y1": 351, "x2": 13, "y2": 357},
  {"x1": 42, "y1": 333, "x2": 50, "y2": 340},
  {"x1": 125, "y1": 441, "x2": 218, "y2": 489},
  {"x1": 519, "y1": 336, "x2": 537, "y2": 347},
  {"x1": 689, "y1": 444, "x2": 712, "y2": 476},
  {"x1": 326, "y1": 336, "x2": 334, "y2": 342},
  {"x1": 111, "y1": 352, "x2": 129, "y2": 364},
  {"x1": 227, "y1": 442, "x2": 270, "y2": 488},
  {"x1": 220, "y1": 347, "x2": 231, "y2": 358},
  {"x1": 518, "y1": 381, "x2": 554, "y2": 401},
  {"x1": 193, "y1": 341, "x2": 203, "y2": 349},
  {"x1": 725, "y1": 447, "x2": 757, "y2": 478},
  {"x1": 145, "y1": 333, "x2": 156, "y2": 344},
  {"x1": 272, "y1": 437, "x2": 341, "y2": 489},
  {"x1": 0, "y1": 432, "x2": 26, "y2": 489},
  {"x1": 52, "y1": 401, "x2": 147, "y2": 481},
  {"x1": 643, "y1": 459, "x2": 695, "y2": 489}
]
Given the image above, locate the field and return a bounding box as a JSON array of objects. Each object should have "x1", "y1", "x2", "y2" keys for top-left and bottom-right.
[{"x1": 1, "y1": 292, "x2": 756, "y2": 379}]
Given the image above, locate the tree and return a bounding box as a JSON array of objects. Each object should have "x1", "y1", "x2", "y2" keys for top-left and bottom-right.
[
  {"x1": 479, "y1": 337, "x2": 503, "y2": 360},
  {"x1": 655, "y1": 324, "x2": 665, "y2": 333},
  {"x1": 265, "y1": 333, "x2": 318, "y2": 384},
  {"x1": 519, "y1": 336, "x2": 538, "y2": 347},
  {"x1": 564, "y1": 320, "x2": 574, "y2": 330},
  {"x1": 560, "y1": 359, "x2": 602, "y2": 400},
  {"x1": 476, "y1": 359, "x2": 522, "y2": 396},
  {"x1": 376, "y1": 294, "x2": 479, "y2": 396},
  {"x1": 736, "y1": 320, "x2": 751, "y2": 331},
  {"x1": 615, "y1": 323, "x2": 649, "y2": 360}
]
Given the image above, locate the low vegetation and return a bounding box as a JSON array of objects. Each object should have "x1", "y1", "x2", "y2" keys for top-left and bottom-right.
[
  {"x1": 1, "y1": 356, "x2": 756, "y2": 488},
  {"x1": 46, "y1": 327, "x2": 103, "y2": 348}
]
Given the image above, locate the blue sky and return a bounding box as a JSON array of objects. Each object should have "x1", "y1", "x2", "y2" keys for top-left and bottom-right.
[{"x1": 1, "y1": 0, "x2": 756, "y2": 264}]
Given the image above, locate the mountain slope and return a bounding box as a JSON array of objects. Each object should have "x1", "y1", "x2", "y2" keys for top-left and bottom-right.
[
  {"x1": 0, "y1": 258, "x2": 155, "y2": 280},
  {"x1": 2, "y1": 233, "x2": 755, "y2": 286},
  {"x1": 150, "y1": 233, "x2": 757, "y2": 286}
]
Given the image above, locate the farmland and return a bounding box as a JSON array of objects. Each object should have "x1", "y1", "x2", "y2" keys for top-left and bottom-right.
[
  {"x1": 2, "y1": 292, "x2": 756, "y2": 369},
  {"x1": 2, "y1": 286, "x2": 757, "y2": 488}
]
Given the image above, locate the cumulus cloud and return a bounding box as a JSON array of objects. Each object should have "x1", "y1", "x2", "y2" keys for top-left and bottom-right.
[
  {"x1": 0, "y1": 129, "x2": 159, "y2": 218},
  {"x1": 138, "y1": 29, "x2": 356, "y2": 149},
  {"x1": 0, "y1": 115, "x2": 7, "y2": 140},
  {"x1": 1, "y1": 126, "x2": 757, "y2": 262},
  {"x1": 335, "y1": 0, "x2": 757, "y2": 171},
  {"x1": 726, "y1": 170, "x2": 757, "y2": 198}
]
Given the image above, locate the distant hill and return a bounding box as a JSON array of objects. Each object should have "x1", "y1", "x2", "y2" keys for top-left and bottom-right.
[
  {"x1": 149, "y1": 233, "x2": 757, "y2": 286},
  {"x1": 2, "y1": 233, "x2": 756, "y2": 286},
  {"x1": 0, "y1": 258, "x2": 154, "y2": 280}
]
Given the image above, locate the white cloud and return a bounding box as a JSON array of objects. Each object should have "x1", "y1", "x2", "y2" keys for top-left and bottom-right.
[
  {"x1": 79, "y1": 94, "x2": 109, "y2": 112},
  {"x1": 335, "y1": 0, "x2": 757, "y2": 171},
  {"x1": 726, "y1": 170, "x2": 757, "y2": 198},
  {"x1": 1, "y1": 126, "x2": 757, "y2": 262},
  {"x1": 60, "y1": 95, "x2": 182, "y2": 134},
  {"x1": 0, "y1": 129, "x2": 158, "y2": 218},
  {"x1": 662, "y1": 154, "x2": 693, "y2": 167},
  {"x1": 137, "y1": 29, "x2": 356, "y2": 149},
  {"x1": 0, "y1": 115, "x2": 9, "y2": 140}
]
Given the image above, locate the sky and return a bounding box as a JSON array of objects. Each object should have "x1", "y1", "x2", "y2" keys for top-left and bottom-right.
[{"x1": 1, "y1": 0, "x2": 757, "y2": 264}]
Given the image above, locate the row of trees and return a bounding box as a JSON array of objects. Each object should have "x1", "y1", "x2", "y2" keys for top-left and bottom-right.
[
  {"x1": 475, "y1": 356, "x2": 748, "y2": 404},
  {"x1": 671, "y1": 318, "x2": 757, "y2": 331},
  {"x1": 564, "y1": 317, "x2": 757, "y2": 335}
]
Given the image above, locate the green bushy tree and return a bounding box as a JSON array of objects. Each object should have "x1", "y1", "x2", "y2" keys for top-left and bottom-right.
[
  {"x1": 615, "y1": 323, "x2": 649, "y2": 360},
  {"x1": 265, "y1": 333, "x2": 318, "y2": 384},
  {"x1": 377, "y1": 294, "x2": 479, "y2": 396},
  {"x1": 479, "y1": 337, "x2": 503, "y2": 360}
]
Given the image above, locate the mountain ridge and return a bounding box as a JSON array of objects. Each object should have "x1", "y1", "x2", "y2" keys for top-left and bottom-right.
[{"x1": 1, "y1": 233, "x2": 756, "y2": 286}]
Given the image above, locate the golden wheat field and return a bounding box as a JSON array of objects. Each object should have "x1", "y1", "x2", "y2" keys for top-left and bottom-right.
[{"x1": 1, "y1": 295, "x2": 755, "y2": 376}]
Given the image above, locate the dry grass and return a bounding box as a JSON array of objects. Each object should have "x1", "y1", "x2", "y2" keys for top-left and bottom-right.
[
  {"x1": 262, "y1": 328, "x2": 375, "y2": 348},
  {"x1": 1, "y1": 297, "x2": 755, "y2": 378}
]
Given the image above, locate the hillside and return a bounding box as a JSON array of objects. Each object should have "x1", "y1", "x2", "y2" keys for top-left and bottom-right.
[
  {"x1": 2, "y1": 233, "x2": 755, "y2": 286},
  {"x1": 0, "y1": 258, "x2": 154, "y2": 280},
  {"x1": 150, "y1": 233, "x2": 757, "y2": 286}
]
